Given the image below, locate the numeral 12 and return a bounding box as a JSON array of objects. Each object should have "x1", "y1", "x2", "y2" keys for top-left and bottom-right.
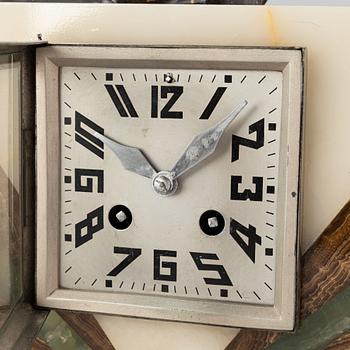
[{"x1": 151, "y1": 85, "x2": 183, "y2": 119}]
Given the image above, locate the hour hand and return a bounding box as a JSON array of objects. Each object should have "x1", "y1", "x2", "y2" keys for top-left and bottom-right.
[
  {"x1": 170, "y1": 100, "x2": 248, "y2": 179},
  {"x1": 94, "y1": 132, "x2": 157, "y2": 179}
]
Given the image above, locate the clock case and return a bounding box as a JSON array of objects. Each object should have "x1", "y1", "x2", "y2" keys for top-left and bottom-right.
[{"x1": 36, "y1": 45, "x2": 304, "y2": 331}]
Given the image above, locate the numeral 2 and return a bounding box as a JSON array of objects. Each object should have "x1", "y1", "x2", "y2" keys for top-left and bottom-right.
[
  {"x1": 190, "y1": 252, "x2": 233, "y2": 286},
  {"x1": 107, "y1": 247, "x2": 142, "y2": 277},
  {"x1": 151, "y1": 86, "x2": 183, "y2": 119},
  {"x1": 232, "y1": 118, "x2": 264, "y2": 162},
  {"x1": 230, "y1": 218, "x2": 261, "y2": 263},
  {"x1": 75, "y1": 206, "x2": 104, "y2": 248},
  {"x1": 75, "y1": 111, "x2": 104, "y2": 159}
]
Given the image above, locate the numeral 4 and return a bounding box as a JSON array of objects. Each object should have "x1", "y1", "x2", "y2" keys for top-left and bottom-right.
[{"x1": 229, "y1": 218, "x2": 262, "y2": 263}]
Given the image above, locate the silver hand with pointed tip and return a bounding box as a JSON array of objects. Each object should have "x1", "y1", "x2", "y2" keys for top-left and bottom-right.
[
  {"x1": 170, "y1": 100, "x2": 248, "y2": 179},
  {"x1": 94, "y1": 132, "x2": 157, "y2": 179}
]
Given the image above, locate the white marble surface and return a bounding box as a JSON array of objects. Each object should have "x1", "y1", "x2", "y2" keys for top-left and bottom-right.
[{"x1": 96, "y1": 315, "x2": 239, "y2": 350}]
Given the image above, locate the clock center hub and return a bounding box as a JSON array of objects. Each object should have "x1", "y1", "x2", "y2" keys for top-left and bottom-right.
[{"x1": 152, "y1": 171, "x2": 178, "y2": 196}]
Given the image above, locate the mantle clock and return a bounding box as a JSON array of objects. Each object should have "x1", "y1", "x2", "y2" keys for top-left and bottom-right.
[{"x1": 35, "y1": 45, "x2": 303, "y2": 330}]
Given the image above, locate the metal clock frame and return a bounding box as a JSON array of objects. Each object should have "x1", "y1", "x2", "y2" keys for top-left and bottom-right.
[{"x1": 36, "y1": 45, "x2": 304, "y2": 330}]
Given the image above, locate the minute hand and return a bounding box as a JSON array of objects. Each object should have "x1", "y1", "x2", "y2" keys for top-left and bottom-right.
[{"x1": 170, "y1": 100, "x2": 248, "y2": 179}]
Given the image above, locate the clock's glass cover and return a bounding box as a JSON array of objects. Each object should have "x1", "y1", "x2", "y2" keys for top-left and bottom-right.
[{"x1": 59, "y1": 67, "x2": 282, "y2": 306}]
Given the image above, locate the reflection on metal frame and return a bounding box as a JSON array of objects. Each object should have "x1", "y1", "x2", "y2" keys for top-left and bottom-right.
[
  {"x1": 0, "y1": 49, "x2": 22, "y2": 331},
  {"x1": 0, "y1": 45, "x2": 48, "y2": 350}
]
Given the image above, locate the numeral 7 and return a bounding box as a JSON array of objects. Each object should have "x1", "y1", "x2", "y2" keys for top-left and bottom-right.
[{"x1": 107, "y1": 247, "x2": 142, "y2": 277}]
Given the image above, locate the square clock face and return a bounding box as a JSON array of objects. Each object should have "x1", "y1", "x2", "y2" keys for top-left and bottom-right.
[{"x1": 36, "y1": 46, "x2": 303, "y2": 330}]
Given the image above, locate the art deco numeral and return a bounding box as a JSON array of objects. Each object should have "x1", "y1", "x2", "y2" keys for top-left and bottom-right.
[
  {"x1": 231, "y1": 175, "x2": 263, "y2": 201},
  {"x1": 105, "y1": 84, "x2": 139, "y2": 118},
  {"x1": 107, "y1": 247, "x2": 142, "y2": 277},
  {"x1": 231, "y1": 118, "x2": 264, "y2": 162},
  {"x1": 151, "y1": 86, "x2": 183, "y2": 119},
  {"x1": 75, "y1": 111, "x2": 104, "y2": 159},
  {"x1": 153, "y1": 250, "x2": 177, "y2": 282},
  {"x1": 75, "y1": 206, "x2": 104, "y2": 248},
  {"x1": 199, "y1": 87, "x2": 227, "y2": 119},
  {"x1": 230, "y1": 218, "x2": 262, "y2": 263},
  {"x1": 75, "y1": 168, "x2": 104, "y2": 193},
  {"x1": 190, "y1": 252, "x2": 233, "y2": 286}
]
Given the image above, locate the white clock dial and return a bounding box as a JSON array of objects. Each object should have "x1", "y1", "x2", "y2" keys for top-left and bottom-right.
[{"x1": 59, "y1": 66, "x2": 282, "y2": 306}]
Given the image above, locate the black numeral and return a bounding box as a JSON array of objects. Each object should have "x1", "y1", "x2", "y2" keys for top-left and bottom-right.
[
  {"x1": 231, "y1": 175, "x2": 263, "y2": 201},
  {"x1": 75, "y1": 111, "x2": 104, "y2": 159},
  {"x1": 154, "y1": 250, "x2": 177, "y2": 282},
  {"x1": 107, "y1": 247, "x2": 142, "y2": 277},
  {"x1": 75, "y1": 168, "x2": 104, "y2": 193},
  {"x1": 151, "y1": 86, "x2": 183, "y2": 119},
  {"x1": 231, "y1": 119, "x2": 264, "y2": 162},
  {"x1": 75, "y1": 206, "x2": 104, "y2": 248},
  {"x1": 230, "y1": 218, "x2": 261, "y2": 263},
  {"x1": 199, "y1": 87, "x2": 227, "y2": 120},
  {"x1": 105, "y1": 84, "x2": 139, "y2": 118},
  {"x1": 190, "y1": 252, "x2": 233, "y2": 286}
]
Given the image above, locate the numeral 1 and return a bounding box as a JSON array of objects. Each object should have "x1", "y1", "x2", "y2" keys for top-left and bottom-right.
[{"x1": 199, "y1": 87, "x2": 227, "y2": 120}]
